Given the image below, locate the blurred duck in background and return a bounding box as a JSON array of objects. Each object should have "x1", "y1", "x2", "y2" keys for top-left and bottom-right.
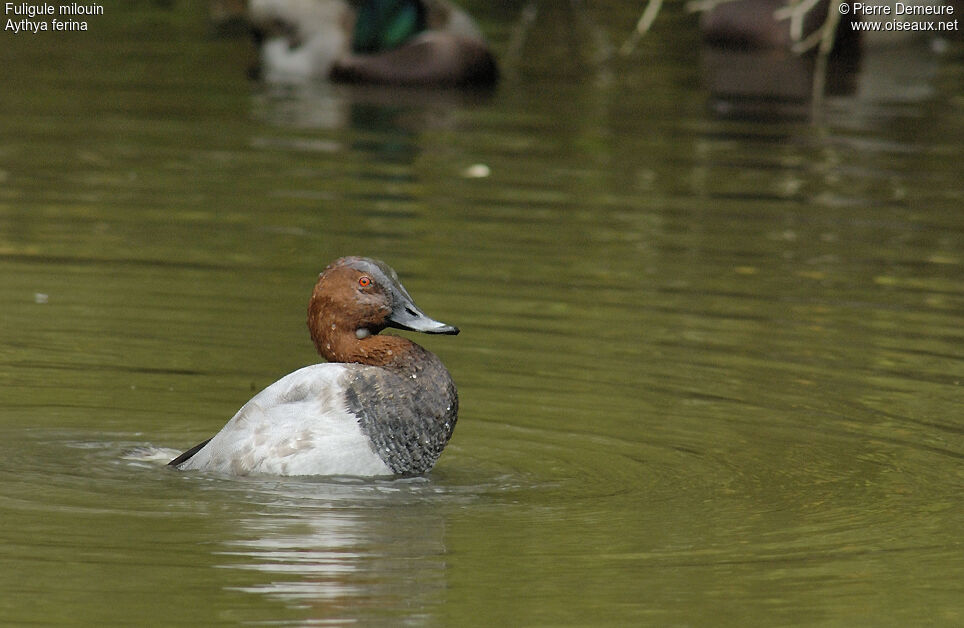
[{"x1": 215, "y1": 0, "x2": 497, "y2": 86}]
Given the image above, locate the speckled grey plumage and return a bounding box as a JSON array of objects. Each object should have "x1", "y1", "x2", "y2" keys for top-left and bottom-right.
[{"x1": 343, "y1": 344, "x2": 458, "y2": 475}]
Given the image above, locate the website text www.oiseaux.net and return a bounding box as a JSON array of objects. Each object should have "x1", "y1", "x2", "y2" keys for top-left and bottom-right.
[{"x1": 839, "y1": 2, "x2": 958, "y2": 32}]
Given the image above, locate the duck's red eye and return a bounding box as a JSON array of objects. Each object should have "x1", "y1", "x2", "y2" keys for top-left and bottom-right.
[{"x1": 358, "y1": 276, "x2": 372, "y2": 288}]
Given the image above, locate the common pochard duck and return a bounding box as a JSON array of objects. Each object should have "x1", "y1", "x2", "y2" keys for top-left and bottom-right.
[{"x1": 169, "y1": 256, "x2": 459, "y2": 476}]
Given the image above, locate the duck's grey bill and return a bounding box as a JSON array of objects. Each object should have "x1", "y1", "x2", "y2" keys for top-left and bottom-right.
[{"x1": 388, "y1": 304, "x2": 460, "y2": 335}]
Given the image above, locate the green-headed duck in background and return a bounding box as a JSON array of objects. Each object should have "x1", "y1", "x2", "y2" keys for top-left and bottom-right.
[{"x1": 247, "y1": 0, "x2": 497, "y2": 87}]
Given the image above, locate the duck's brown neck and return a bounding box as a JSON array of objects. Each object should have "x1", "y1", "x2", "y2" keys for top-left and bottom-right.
[
  {"x1": 307, "y1": 291, "x2": 417, "y2": 369},
  {"x1": 314, "y1": 328, "x2": 419, "y2": 369}
]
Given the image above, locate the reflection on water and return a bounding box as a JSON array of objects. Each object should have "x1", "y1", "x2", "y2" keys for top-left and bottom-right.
[
  {"x1": 0, "y1": 2, "x2": 961, "y2": 626},
  {"x1": 218, "y1": 479, "x2": 449, "y2": 621}
]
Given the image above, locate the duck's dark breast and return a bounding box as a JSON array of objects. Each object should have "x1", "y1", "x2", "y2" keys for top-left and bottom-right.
[{"x1": 343, "y1": 346, "x2": 458, "y2": 474}]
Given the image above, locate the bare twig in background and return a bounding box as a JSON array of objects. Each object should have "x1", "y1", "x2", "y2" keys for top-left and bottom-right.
[
  {"x1": 683, "y1": 0, "x2": 742, "y2": 14},
  {"x1": 619, "y1": 0, "x2": 664, "y2": 55},
  {"x1": 502, "y1": 1, "x2": 539, "y2": 77},
  {"x1": 773, "y1": 0, "x2": 833, "y2": 50},
  {"x1": 809, "y1": 1, "x2": 843, "y2": 115},
  {"x1": 621, "y1": 0, "x2": 848, "y2": 115},
  {"x1": 623, "y1": 0, "x2": 844, "y2": 55}
]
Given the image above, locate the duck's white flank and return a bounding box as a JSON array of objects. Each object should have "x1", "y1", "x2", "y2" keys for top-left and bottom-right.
[{"x1": 177, "y1": 364, "x2": 391, "y2": 476}]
